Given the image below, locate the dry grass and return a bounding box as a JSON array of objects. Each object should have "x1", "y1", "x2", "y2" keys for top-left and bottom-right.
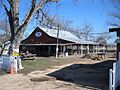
[{"x1": 19, "y1": 56, "x2": 81, "y2": 74}]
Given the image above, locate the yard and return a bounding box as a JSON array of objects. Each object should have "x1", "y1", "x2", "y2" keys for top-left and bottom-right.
[
  {"x1": 0, "y1": 54, "x2": 116, "y2": 90},
  {"x1": 19, "y1": 56, "x2": 82, "y2": 74}
]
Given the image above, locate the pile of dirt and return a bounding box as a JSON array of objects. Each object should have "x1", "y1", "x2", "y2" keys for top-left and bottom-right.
[
  {"x1": 30, "y1": 76, "x2": 56, "y2": 82},
  {"x1": 81, "y1": 54, "x2": 100, "y2": 60},
  {"x1": 82, "y1": 54, "x2": 92, "y2": 59}
]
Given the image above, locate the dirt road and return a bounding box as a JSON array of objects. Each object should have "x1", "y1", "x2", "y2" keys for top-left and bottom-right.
[{"x1": 0, "y1": 56, "x2": 116, "y2": 90}]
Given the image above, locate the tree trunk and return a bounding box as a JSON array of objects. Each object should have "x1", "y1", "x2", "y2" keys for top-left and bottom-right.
[
  {"x1": 8, "y1": 0, "x2": 20, "y2": 55},
  {"x1": 8, "y1": 26, "x2": 27, "y2": 55},
  {"x1": 5, "y1": 0, "x2": 58, "y2": 55}
]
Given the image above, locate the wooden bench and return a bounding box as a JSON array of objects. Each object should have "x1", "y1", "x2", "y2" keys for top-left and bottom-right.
[
  {"x1": 87, "y1": 53, "x2": 101, "y2": 60},
  {"x1": 21, "y1": 53, "x2": 36, "y2": 60},
  {"x1": 97, "y1": 52, "x2": 105, "y2": 59}
]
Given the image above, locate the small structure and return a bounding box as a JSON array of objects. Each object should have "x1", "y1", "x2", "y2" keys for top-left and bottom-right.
[
  {"x1": 109, "y1": 28, "x2": 120, "y2": 59},
  {"x1": 109, "y1": 28, "x2": 120, "y2": 90},
  {"x1": 20, "y1": 27, "x2": 101, "y2": 57}
]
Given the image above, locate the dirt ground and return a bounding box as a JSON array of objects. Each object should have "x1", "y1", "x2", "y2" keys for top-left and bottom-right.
[{"x1": 0, "y1": 55, "x2": 116, "y2": 90}]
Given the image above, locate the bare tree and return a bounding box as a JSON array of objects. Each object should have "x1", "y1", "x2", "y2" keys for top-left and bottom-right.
[
  {"x1": 109, "y1": 13, "x2": 120, "y2": 27},
  {"x1": 0, "y1": 0, "x2": 59, "y2": 55},
  {"x1": 0, "y1": 20, "x2": 10, "y2": 55},
  {"x1": 95, "y1": 33, "x2": 112, "y2": 51},
  {"x1": 37, "y1": 14, "x2": 73, "y2": 31},
  {"x1": 96, "y1": 33, "x2": 112, "y2": 44},
  {"x1": 80, "y1": 22, "x2": 93, "y2": 41},
  {"x1": 108, "y1": 0, "x2": 120, "y2": 27},
  {"x1": 96, "y1": 36, "x2": 106, "y2": 45}
]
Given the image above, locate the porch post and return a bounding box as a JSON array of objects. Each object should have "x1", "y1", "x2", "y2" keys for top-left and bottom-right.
[
  {"x1": 48, "y1": 45, "x2": 51, "y2": 56},
  {"x1": 63, "y1": 45, "x2": 66, "y2": 57},
  {"x1": 81, "y1": 44, "x2": 83, "y2": 56},
  {"x1": 95, "y1": 45, "x2": 97, "y2": 53},
  {"x1": 103, "y1": 44, "x2": 105, "y2": 53},
  {"x1": 97, "y1": 45, "x2": 99, "y2": 52},
  {"x1": 87, "y1": 45, "x2": 90, "y2": 54},
  {"x1": 78, "y1": 45, "x2": 80, "y2": 55},
  {"x1": 56, "y1": 45, "x2": 59, "y2": 58},
  {"x1": 77, "y1": 45, "x2": 78, "y2": 55},
  {"x1": 97, "y1": 45, "x2": 99, "y2": 53},
  {"x1": 71, "y1": 45, "x2": 73, "y2": 55},
  {"x1": 93, "y1": 45, "x2": 94, "y2": 53}
]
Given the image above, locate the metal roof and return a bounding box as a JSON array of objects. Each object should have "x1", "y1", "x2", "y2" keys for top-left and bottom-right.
[{"x1": 39, "y1": 27, "x2": 99, "y2": 45}]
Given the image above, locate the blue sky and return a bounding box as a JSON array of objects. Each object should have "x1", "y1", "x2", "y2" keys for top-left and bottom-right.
[
  {"x1": 0, "y1": 0, "x2": 116, "y2": 44},
  {"x1": 54, "y1": 0, "x2": 114, "y2": 32},
  {"x1": 27, "y1": 0, "x2": 115, "y2": 32},
  {"x1": 26, "y1": 0, "x2": 116, "y2": 43},
  {"x1": 0, "y1": 1, "x2": 116, "y2": 35}
]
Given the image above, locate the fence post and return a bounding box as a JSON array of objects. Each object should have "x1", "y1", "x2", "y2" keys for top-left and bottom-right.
[
  {"x1": 13, "y1": 57, "x2": 17, "y2": 73},
  {"x1": 109, "y1": 69, "x2": 113, "y2": 90},
  {"x1": 17, "y1": 56, "x2": 24, "y2": 69},
  {"x1": 115, "y1": 61, "x2": 119, "y2": 89},
  {"x1": 0, "y1": 56, "x2": 3, "y2": 71},
  {"x1": 113, "y1": 63, "x2": 116, "y2": 90}
]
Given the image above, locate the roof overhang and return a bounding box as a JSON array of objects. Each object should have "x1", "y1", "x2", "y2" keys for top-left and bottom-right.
[
  {"x1": 109, "y1": 28, "x2": 120, "y2": 37},
  {"x1": 109, "y1": 28, "x2": 120, "y2": 32},
  {"x1": 20, "y1": 43, "x2": 75, "y2": 46},
  {"x1": 20, "y1": 42, "x2": 99, "y2": 46}
]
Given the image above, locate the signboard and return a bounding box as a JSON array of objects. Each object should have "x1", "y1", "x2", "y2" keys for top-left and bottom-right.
[{"x1": 35, "y1": 32, "x2": 42, "y2": 37}]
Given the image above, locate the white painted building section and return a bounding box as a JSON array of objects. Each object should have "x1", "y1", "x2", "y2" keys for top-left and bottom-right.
[{"x1": 109, "y1": 52, "x2": 120, "y2": 90}]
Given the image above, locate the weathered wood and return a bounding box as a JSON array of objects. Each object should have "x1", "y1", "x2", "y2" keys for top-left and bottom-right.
[
  {"x1": 109, "y1": 28, "x2": 120, "y2": 32},
  {"x1": 21, "y1": 27, "x2": 72, "y2": 44},
  {"x1": 109, "y1": 28, "x2": 120, "y2": 37}
]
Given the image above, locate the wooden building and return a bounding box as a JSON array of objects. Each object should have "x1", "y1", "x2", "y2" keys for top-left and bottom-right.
[{"x1": 20, "y1": 27, "x2": 100, "y2": 57}]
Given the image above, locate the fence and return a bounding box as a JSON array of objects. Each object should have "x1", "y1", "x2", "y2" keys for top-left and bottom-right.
[
  {"x1": 0, "y1": 56, "x2": 23, "y2": 73},
  {"x1": 0, "y1": 57, "x2": 3, "y2": 71},
  {"x1": 109, "y1": 58, "x2": 120, "y2": 90}
]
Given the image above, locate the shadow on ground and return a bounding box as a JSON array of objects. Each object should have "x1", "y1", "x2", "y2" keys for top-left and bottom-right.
[{"x1": 47, "y1": 60, "x2": 115, "y2": 90}]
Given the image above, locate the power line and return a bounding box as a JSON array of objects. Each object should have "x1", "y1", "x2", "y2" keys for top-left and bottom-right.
[
  {"x1": 67, "y1": 30, "x2": 111, "y2": 35},
  {"x1": 89, "y1": 32, "x2": 110, "y2": 34}
]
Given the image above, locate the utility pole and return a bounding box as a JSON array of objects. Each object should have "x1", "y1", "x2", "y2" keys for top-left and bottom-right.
[{"x1": 56, "y1": 26, "x2": 60, "y2": 58}]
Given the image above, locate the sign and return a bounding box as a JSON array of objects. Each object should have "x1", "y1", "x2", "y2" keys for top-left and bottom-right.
[
  {"x1": 35, "y1": 32, "x2": 42, "y2": 37},
  {"x1": 12, "y1": 49, "x2": 20, "y2": 56}
]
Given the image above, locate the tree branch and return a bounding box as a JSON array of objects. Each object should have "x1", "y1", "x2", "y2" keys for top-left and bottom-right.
[
  {"x1": 20, "y1": 0, "x2": 58, "y2": 29},
  {"x1": 34, "y1": 0, "x2": 45, "y2": 11},
  {"x1": 110, "y1": 12, "x2": 120, "y2": 20},
  {"x1": 35, "y1": 0, "x2": 58, "y2": 11},
  {"x1": 7, "y1": 0, "x2": 13, "y2": 7},
  {"x1": 14, "y1": 0, "x2": 37, "y2": 38},
  {"x1": 19, "y1": 0, "x2": 59, "y2": 36},
  {"x1": 2, "y1": 2, "x2": 10, "y2": 16},
  {"x1": 20, "y1": 0, "x2": 36, "y2": 29},
  {"x1": 110, "y1": 23, "x2": 120, "y2": 27}
]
